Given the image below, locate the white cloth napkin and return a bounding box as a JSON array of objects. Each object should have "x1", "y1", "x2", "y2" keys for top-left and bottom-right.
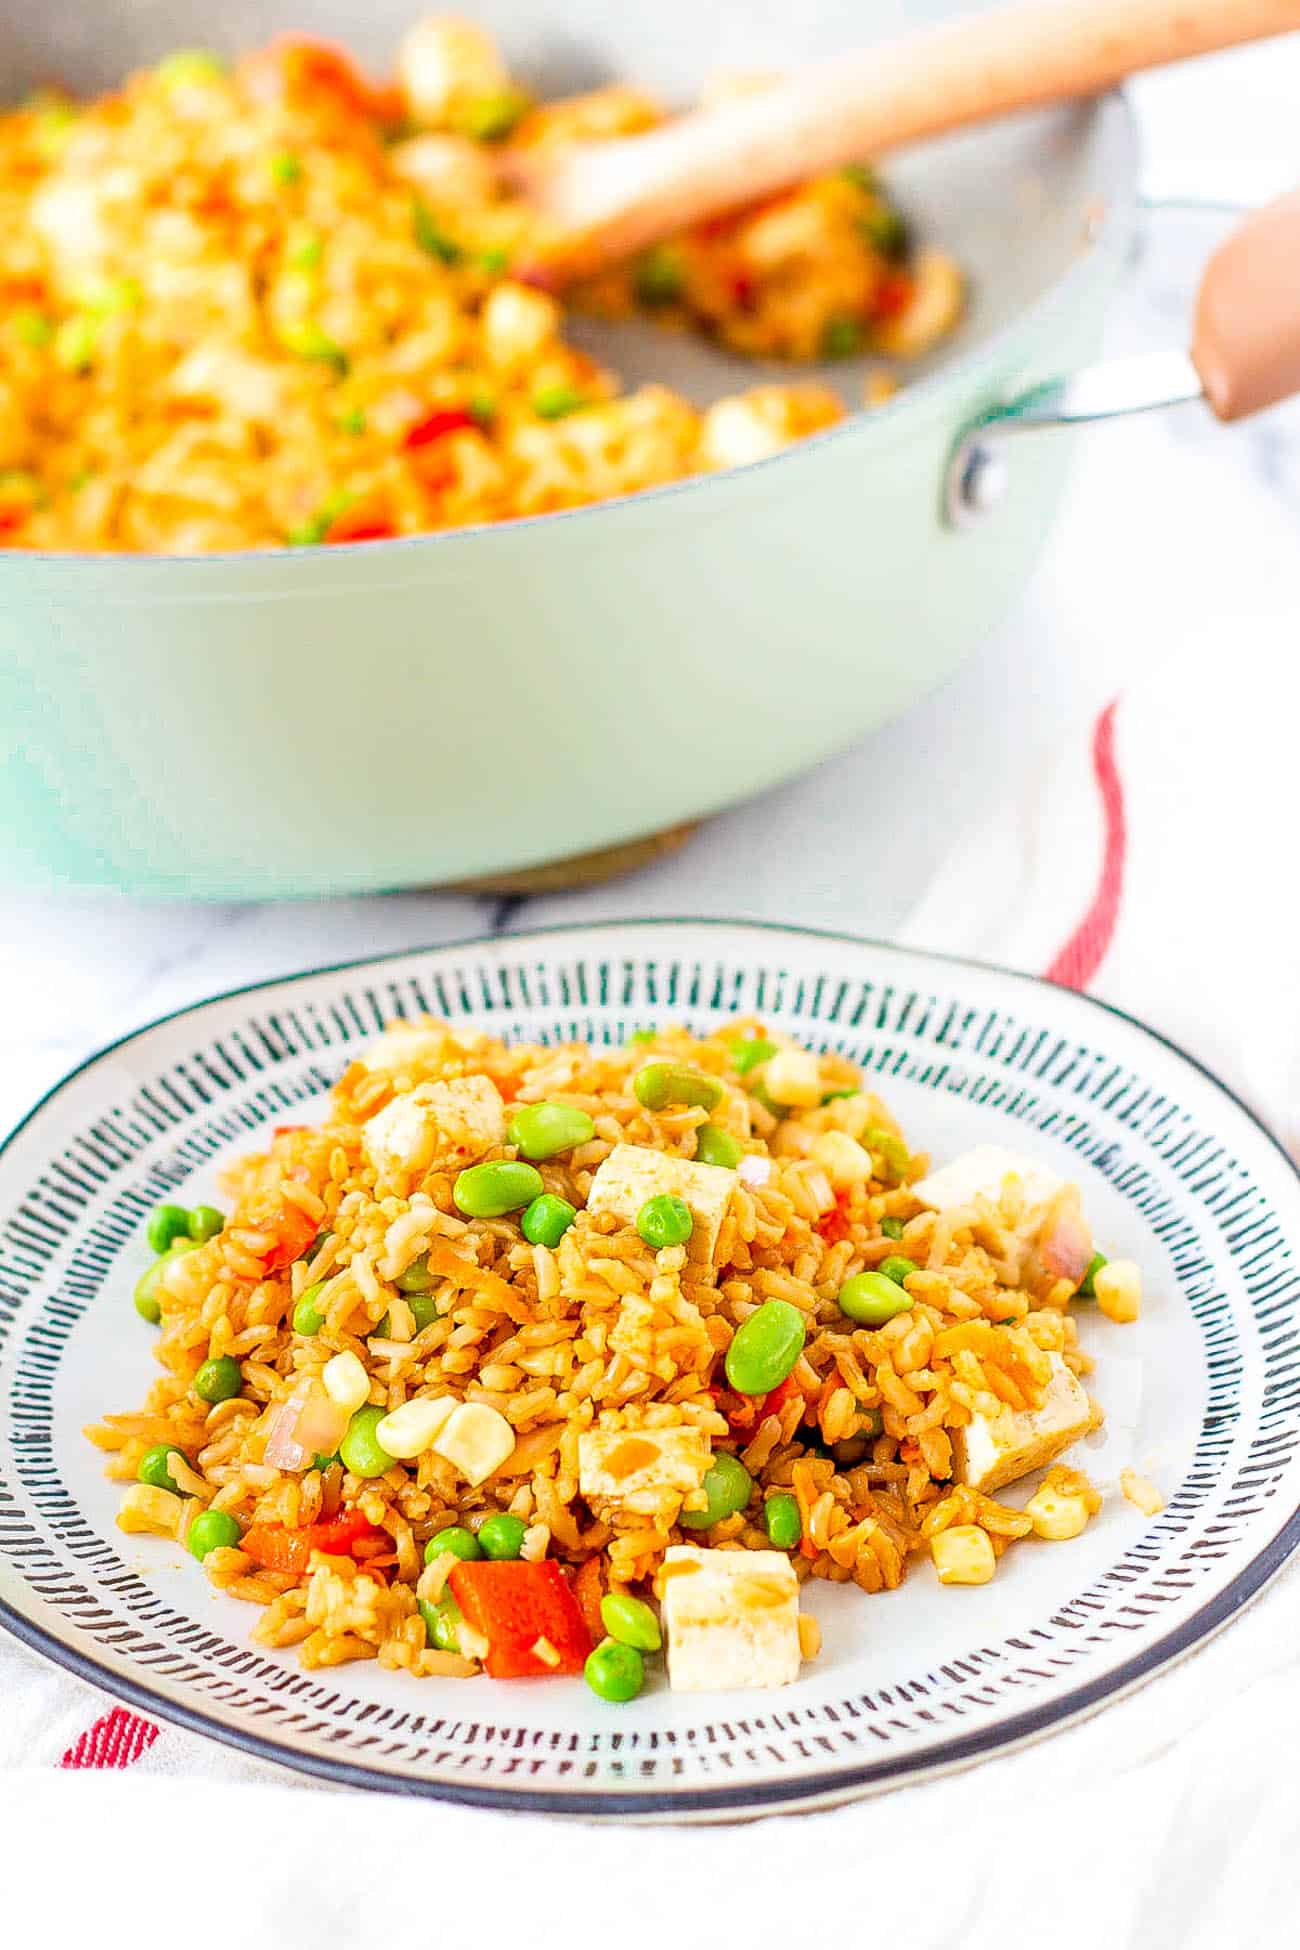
[{"x1": 6, "y1": 424, "x2": 1300, "y2": 1949}]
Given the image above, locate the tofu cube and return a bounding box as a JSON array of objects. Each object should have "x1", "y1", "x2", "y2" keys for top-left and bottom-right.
[
  {"x1": 363, "y1": 1091, "x2": 442, "y2": 1178},
  {"x1": 363, "y1": 1075, "x2": 506, "y2": 1177},
  {"x1": 578, "y1": 1426, "x2": 711, "y2": 1518},
  {"x1": 586, "y1": 1143, "x2": 737, "y2": 1263},
  {"x1": 433, "y1": 1401, "x2": 516, "y2": 1486},
  {"x1": 659, "y1": 1546, "x2": 802, "y2": 1693},
  {"x1": 913, "y1": 1144, "x2": 1066, "y2": 1216},
  {"x1": 954, "y1": 1354, "x2": 1091, "y2": 1495}
]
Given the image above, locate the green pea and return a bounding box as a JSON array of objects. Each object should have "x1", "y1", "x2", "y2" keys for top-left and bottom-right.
[
  {"x1": 694, "y1": 1124, "x2": 744, "y2": 1169},
  {"x1": 507, "y1": 1101, "x2": 595, "y2": 1160},
  {"x1": 187, "y1": 1204, "x2": 225, "y2": 1243},
  {"x1": 270, "y1": 150, "x2": 303, "y2": 186},
  {"x1": 599, "y1": 1590, "x2": 661, "y2": 1652},
  {"x1": 730, "y1": 1037, "x2": 777, "y2": 1075},
  {"x1": 412, "y1": 197, "x2": 462, "y2": 262},
  {"x1": 340, "y1": 1405, "x2": 394, "y2": 1479},
  {"x1": 838, "y1": 1270, "x2": 912, "y2": 1327},
  {"x1": 724, "y1": 1299, "x2": 806, "y2": 1396},
  {"x1": 521, "y1": 1193, "x2": 577, "y2": 1249},
  {"x1": 12, "y1": 308, "x2": 54, "y2": 348},
  {"x1": 453, "y1": 1159, "x2": 544, "y2": 1218},
  {"x1": 532, "y1": 382, "x2": 586, "y2": 420},
  {"x1": 395, "y1": 1255, "x2": 435, "y2": 1294},
  {"x1": 293, "y1": 1282, "x2": 328, "y2": 1335},
  {"x1": 1079, "y1": 1251, "x2": 1107, "y2": 1298},
  {"x1": 371, "y1": 1288, "x2": 438, "y2": 1339},
  {"x1": 157, "y1": 49, "x2": 227, "y2": 88},
  {"x1": 860, "y1": 203, "x2": 910, "y2": 261},
  {"x1": 419, "y1": 1594, "x2": 464, "y2": 1653},
  {"x1": 880, "y1": 1216, "x2": 906, "y2": 1241},
  {"x1": 193, "y1": 1354, "x2": 242, "y2": 1404},
  {"x1": 133, "y1": 1239, "x2": 199, "y2": 1323},
  {"x1": 679, "y1": 1451, "x2": 754, "y2": 1530},
  {"x1": 187, "y1": 1508, "x2": 241, "y2": 1560},
  {"x1": 633, "y1": 1063, "x2": 724, "y2": 1113},
  {"x1": 636, "y1": 1194, "x2": 693, "y2": 1250},
  {"x1": 764, "y1": 1492, "x2": 802, "y2": 1550},
  {"x1": 821, "y1": 315, "x2": 865, "y2": 361},
  {"x1": 628, "y1": 1028, "x2": 657, "y2": 1044},
  {"x1": 864, "y1": 1128, "x2": 910, "y2": 1181},
  {"x1": 146, "y1": 1202, "x2": 191, "y2": 1255},
  {"x1": 477, "y1": 1512, "x2": 527, "y2": 1560},
  {"x1": 879, "y1": 1255, "x2": 919, "y2": 1287},
  {"x1": 456, "y1": 87, "x2": 529, "y2": 142},
  {"x1": 425, "y1": 1526, "x2": 483, "y2": 1564},
  {"x1": 584, "y1": 1637, "x2": 644, "y2": 1703},
  {"x1": 137, "y1": 1444, "x2": 187, "y2": 1493},
  {"x1": 634, "y1": 245, "x2": 685, "y2": 306}
]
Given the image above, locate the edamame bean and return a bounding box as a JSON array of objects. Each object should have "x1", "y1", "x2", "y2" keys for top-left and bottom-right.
[
  {"x1": 532, "y1": 382, "x2": 585, "y2": 419},
  {"x1": 634, "y1": 246, "x2": 685, "y2": 306},
  {"x1": 187, "y1": 1204, "x2": 225, "y2": 1243},
  {"x1": 724, "y1": 1299, "x2": 806, "y2": 1395},
  {"x1": 187, "y1": 1509, "x2": 241, "y2": 1560},
  {"x1": 1078, "y1": 1252, "x2": 1107, "y2": 1298},
  {"x1": 584, "y1": 1637, "x2": 644, "y2": 1702},
  {"x1": 453, "y1": 1159, "x2": 544, "y2": 1218},
  {"x1": 695, "y1": 1125, "x2": 744, "y2": 1169},
  {"x1": 293, "y1": 1282, "x2": 328, "y2": 1335},
  {"x1": 145, "y1": 1202, "x2": 190, "y2": 1255},
  {"x1": 477, "y1": 1512, "x2": 527, "y2": 1560},
  {"x1": 425, "y1": 1526, "x2": 483, "y2": 1564},
  {"x1": 521, "y1": 1193, "x2": 577, "y2": 1249},
  {"x1": 137, "y1": 1444, "x2": 187, "y2": 1494},
  {"x1": 860, "y1": 203, "x2": 910, "y2": 260},
  {"x1": 838, "y1": 1271, "x2": 912, "y2": 1327},
  {"x1": 193, "y1": 1354, "x2": 242, "y2": 1404},
  {"x1": 764, "y1": 1492, "x2": 802, "y2": 1550},
  {"x1": 636, "y1": 1194, "x2": 693, "y2": 1250},
  {"x1": 879, "y1": 1255, "x2": 919, "y2": 1287},
  {"x1": 599, "y1": 1590, "x2": 661, "y2": 1652},
  {"x1": 395, "y1": 1255, "x2": 435, "y2": 1294},
  {"x1": 419, "y1": 1594, "x2": 464, "y2": 1653},
  {"x1": 371, "y1": 1288, "x2": 438, "y2": 1340},
  {"x1": 820, "y1": 315, "x2": 864, "y2": 360},
  {"x1": 864, "y1": 1128, "x2": 910, "y2": 1180},
  {"x1": 730, "y1": 1037, "x2": 777, "y2": 1076},
  {"x1": 339, "y1": 1404, "x2": 394, "y2": 1479},
  {"x1": 633, "y1": 1063, "x2": 723, "y2": 1113},
  {"x1": 507, "y1": 1101, "x2": 595, "y2": 1160},
  {"x1": 679, "y1": 1451, "x2": 754, "y2": 1530},
  {"x1": 880, "y1": 1217, "x2": 906, "y2": 1241}
]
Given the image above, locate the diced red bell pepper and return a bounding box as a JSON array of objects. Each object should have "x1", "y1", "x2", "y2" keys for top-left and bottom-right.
[
  {"x1": 872, "y1": 271, "x2": 914, "y2": 321},
  {"x1": 816, "y1": 1193, "x2": 855, "y2": 1246},
  {"x1": 233, "y1": 1162, "x2": 319, "y2": 1273},
  {"x1": 239, "y1": 1508, "x2": 385, "y2": 1576},
  {"x1": 404, "y1": 407, "x2": 475, "y2": 450},
  {"x1": 713, "y1": 1371, "x2": 804, "y2": 1433},
  {"x1": 449, "y1": 1559, "x2": 592, "y2": 1678},
  {"x1": 324, "y1": 508, "x2": 396, "y2": 544}
]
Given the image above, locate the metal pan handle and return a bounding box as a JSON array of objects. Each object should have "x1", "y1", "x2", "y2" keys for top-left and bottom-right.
[{"x1": 943, "y1": 188, "x2": 1300, "y2": 527}]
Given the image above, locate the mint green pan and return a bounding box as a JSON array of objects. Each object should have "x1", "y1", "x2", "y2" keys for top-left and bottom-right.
[{"x1": 0, "y1": 1, "x2": 1139, "y2": 898}]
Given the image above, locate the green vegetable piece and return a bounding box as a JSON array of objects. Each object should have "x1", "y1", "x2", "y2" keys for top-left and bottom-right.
[
  {"x1": 395, "y1": 1255, "x2": 435, "y2": 1294},
  {"x1": 863, "y1": 1127, "x2": 910, "y2": 1180},
  {"x1": 764, "y1": 1492, "x2": 802, "y2": 1550},
  {"x1": 634, "y1": 245, "x2": 685, "y2": 306},
  {"x1": 730, "y1": 1036, "x2": 777, "y2": 1076},
  {"x1": 859, "y1": 203, "x2": 910, "y2": 261},
  {"x1": 133, "y1": 1238, "x2": 199, "y2": 1323},
  {"x1": 838, "y1": 1270, "x2": 912, "y2": 1327},
  {"x1": 628, "y1": 1028, "x2": 657, "y2": 1044},
  {"x1": 724, "y1": 1298, "x2": 806, "y2": 1396},
  {"x1": 285, "y1": 227, "x2": 324, "y2": 270},
  {"x1": 841, "y1": 161, "x2": 878, "y2": 193},
  {"x1": 412, "y1": 197, "x2": 463, "y2": 262},
  {"x1": 880, "y1": 1216, "x2": 906, "y2": 1241},
  {"x1": 13, "y1": 309, "x2": 54, "y2": 348},
  {"x1": 293, "y1": 1282, "x2": 328, "y2": 1335},
  {"x1": 878, "y1": 1255, "x2": 919, "y2": 1287},
  {"x1": 507, "y1": 1101, "x2": 595, "y2": 1160},
  {"x1": 187, "y1": 1508, "x2": 241, "y2": 1561},
  {"x1": 1079, "y1": 1251, "x2": 1107, "y2": 1298},
  {"x1": 371, "y1": 1287, "x2": 438, "y2": 1339},
  {"x1": 53, "y1": 315, "x2": 98, "y2": 374},
  {"x1": 32, "y1": 100, "x2": 77, "y2": 160},
  {"x1": 270, "y1": 150, "x2": 303, "y2": 186},
  {"x1": 157, "y1": 49, "x2": 227, "y2": 88},
  {"x1": 467, "y1": 389, "x2": 496, "y2": 426},
  {"x1": 521, "y1": 1193, "x2": 577, "y2": 1249},
  {"x1": 477, "y1": 1512, "x2": 527, "y2": 1560},
  {"x1": 532, "y1": 382, "x2": 586, "y2": 420},
  {"x1": 187, "y1": 1204, "x2": 225, "y2": 1243},
  {"x1": 679, "y1": 1450, "x2": 754, "y2": 1530},
  {"x1": 822, "y1": 1088, "x2": 858, "y2": 1104},
  {"x1": 456, "y1": 87, "x2": 529, "y2": 142},
  {"x1": 339, "y1": 1404, "x2": 395, "y2": 1479},
  {"x1": 310, "y1": 1452, "x2": 339, "y2": 1473},
  {"x1": 820, "y1": 315, "x2": 865, "y2": 361},
  {"x1": 425, "y1": 1526, "x2": 483, "y2": 1564},
  {"x1": 599, "y1": 1590, "x2": 661, "y2": 1652},
  {"x1": 453, "y1": 1158, "x2": 544, "y2": 1218},
  {"x1": 419, "y1": 1593, "x2": 464, "y2": 1653},
  {"x1": 146, "y1": 1202, "x2": 191, "y2": 1255},
  {"x1": 193, "y1": 1354, "x2": 242, "y2": 1404},
  {"x1": 633, "y1": 1062, "x2": 724, "y2": 1113},
  {"x1": 636, "y1": 1194, "x2": 693, "y2": 1250},
  {"x1": 477, "y1": 246, "x2": 510, "y2": 273},
  {"x1": 749, "y1": 1080, "x2": 786, "y2": 1121},
  {"x1": 280, "y1": 320, "x2": 349, "y2": 373},
  {"x1": 78, "y1": 276, "x2": 141, "y2": 317},
  {"x1": 337, "y1": 405, "x2": 367, "y2": 434},
  {"x1": 137, "y1": 1444, "x2": 187, "y2": 1493},
  {"x1": 694, "y1": 1124, "x2": 743, "y2": 1169},
  {"x1": 584, "y1": 1637, "x2": 645, "y2": 1702}
]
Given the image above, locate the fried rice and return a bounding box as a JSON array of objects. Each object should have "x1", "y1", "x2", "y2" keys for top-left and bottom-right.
[
  {"x1": 0, "y1": 17, "x2": 964, "y2": 552},
  {"x1": 88, "y1": 1015, "x2": 1131, "y2": 1697}
]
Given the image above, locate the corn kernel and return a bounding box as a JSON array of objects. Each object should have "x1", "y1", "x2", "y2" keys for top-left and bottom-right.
[
  {"x1": 1025, "y1": 1482, "x2": 1090, "y2": 1541},
  {"x1": 763, "y1": 1048, "x2": 823, "y2": 1108},
  {"x1": 930, "y1": 1523, "x2": 996, "y2": 1586},
  {"x1": 322, "y1": 1350, "x2": 370, "y2": 1413},
  {"x1": 1120, "y1": 1468, "x2": 1165, "y2": 1516},
  {"x1": 116, "y1": 1483, "x2": 184, "y2": 1538},
  {"x1": 433, "y1": 1400, "x2": 516, "y2": 1486},
  {"x1": 375, "y1": 1395, "x2": 456, "y2": 1460},
  {"x1": 1095, "y1": 1259, "x2": 1142, "y2": 1323}
]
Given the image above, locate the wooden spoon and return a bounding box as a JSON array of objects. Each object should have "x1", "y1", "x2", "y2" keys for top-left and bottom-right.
[{"x1": 508, "y1": 0, "x2": 1300, "y2": 285}]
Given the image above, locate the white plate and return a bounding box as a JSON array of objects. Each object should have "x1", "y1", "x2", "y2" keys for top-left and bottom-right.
[{"x1": 2, "y1": 919, "x2": 1298, "y2": 1820}]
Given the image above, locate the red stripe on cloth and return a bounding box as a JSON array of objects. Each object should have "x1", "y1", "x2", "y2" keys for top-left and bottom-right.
[
  {"x1": 60, "y1": 1707, "x2": 160, "y2": 1770},
  {"x1": 1044, "y1": 698, "x2": 1127, "y2": 993}
]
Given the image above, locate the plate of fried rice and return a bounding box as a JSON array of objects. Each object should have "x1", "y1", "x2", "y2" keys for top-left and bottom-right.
[{"x1": 2, "y1": 919, "x2": 1299, "y2": 1818}]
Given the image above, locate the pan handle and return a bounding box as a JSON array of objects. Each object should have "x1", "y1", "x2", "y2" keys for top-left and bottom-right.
[{"x1": 942, "y1": 188, "x2": 1300, "y2": 528}]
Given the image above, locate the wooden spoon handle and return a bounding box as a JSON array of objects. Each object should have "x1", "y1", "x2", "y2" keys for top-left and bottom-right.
[{"x1": 527, "y1": 0, "x2": 1300, "y2": 279}]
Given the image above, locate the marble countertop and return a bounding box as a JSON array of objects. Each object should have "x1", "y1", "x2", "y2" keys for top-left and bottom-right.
[{"x1": 5, "y1": 41, "x2": 1300, "y2": 1134}]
